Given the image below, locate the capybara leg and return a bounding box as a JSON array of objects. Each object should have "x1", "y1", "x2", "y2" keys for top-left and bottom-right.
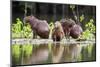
[{"x1": 33, "y1": 31, "x2": 37, "y2": 39}]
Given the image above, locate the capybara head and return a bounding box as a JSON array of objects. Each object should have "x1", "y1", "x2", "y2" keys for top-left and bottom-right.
[
  {"x1": 23, "y1": 16, "x2": 40, "y2": 30},
  {"x1": 60, "y1": 18, "x2": 76, "y2": 28},
  {"x1": 24, "y1": 16, "x2": 36, "y2": 23},
  {"x1": 60, "y1": 18, "x2": 76, "y2": 37},
  {"x1": 54, "y1": 21, "x2": 62, "y2": 29},
  {"x1": 23, "y1": 16, "x2": 39, "y2": 27}
]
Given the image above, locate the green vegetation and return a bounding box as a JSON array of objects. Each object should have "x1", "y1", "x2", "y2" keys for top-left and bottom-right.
[
  {"x1": 80, "y1": 14, "x2": 85, "y2": 22},
  {"x1": 12, "y1": 18, "x2": 33, "y2": 38},
  {"x1": 81, "y1": 19, "x2": 95, "y2": 39},
  {"x1": 49, "y1": 22, "x2": 54, "y2": 39}
]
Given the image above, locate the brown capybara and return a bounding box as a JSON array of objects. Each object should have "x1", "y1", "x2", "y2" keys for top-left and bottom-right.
[
  {"x1": 60, "y1": 18, "x2": 76, "y2": 39},
  {"x1": 70, "y1": 24, "x2": 83, "y2": 39},
  {"x1": 52, "y1": 21, "x2": 65, "y2": 41},
  {"x1": 24, "y1": 16, "x2": 50, "y2": 39}
]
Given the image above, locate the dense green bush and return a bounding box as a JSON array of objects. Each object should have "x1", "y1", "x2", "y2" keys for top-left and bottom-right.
[
  {"x1": 12, "y1": 18, "x2": 33, "y2": 38},
  {"x1": 81, "y1": 19, "x2": 95, "y2": 39}
]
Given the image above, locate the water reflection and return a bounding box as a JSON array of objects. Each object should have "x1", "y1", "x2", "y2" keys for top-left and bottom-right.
[
  {"x1": 51, "y1": 43, "x2": 82, "y2": 63},
  {"x1": 51, "y1": 43, "x2": 64, "y2": 63},
  {"x1": 12, "y1": 43, "x2": 96, "y2": 66},
  {"x1": 62, "y1": 44, "x2": 82, "y2": 62},
  {"x1": 23, "y1": 44, "x2": 49, "y2": 65}
]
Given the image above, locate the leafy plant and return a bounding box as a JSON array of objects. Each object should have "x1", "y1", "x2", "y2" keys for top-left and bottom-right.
[
  {"x1": 49, "y1": 22, "x2": 54, "y2": 39},
  {"x1": 85, "y1": 19, "x2": 95, "y2": 33},
  {"x1": 80, "y1": 14, "x2": 85, "y2": 22},
  {"x1": 22, "y1": 23, "x2": 33, "y2": 38},
  {"x1": 81, "y1": 19, "x2": 95, "y2": 39},
  {"x1": 12, "y1": 18, "x2": 33, "y2": 38}
]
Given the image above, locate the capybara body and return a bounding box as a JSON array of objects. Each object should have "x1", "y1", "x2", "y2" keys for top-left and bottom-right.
[
  {"x1": 61, "y1": 18, "x2": 83, "y2": 39},
  {"x1": 61, "y1": 19, "x2": 76, "y2": 38},
  {"x1": 24, "y1": 16, "x2": 50, "y2": 39},
  {"x1": 52, "y1": 21, "x2": 65, "y2": 41}
]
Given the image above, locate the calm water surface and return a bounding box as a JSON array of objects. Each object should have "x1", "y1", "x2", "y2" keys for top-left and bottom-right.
[{"x1": 12, "y1": 42, "x2": 96, "y2": 66}]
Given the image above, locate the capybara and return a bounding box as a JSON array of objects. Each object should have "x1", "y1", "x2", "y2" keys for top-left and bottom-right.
[
  {"x1": 24, "y1": 16, "x2": 50, "y2": 39},
  {"x1": 60, "y1": 18, "x2": 76, "y2": 39},
  {"x1": 52, "y1": 21, "x2": 65, "y2": 41},
  {"x1": 60, "y1": 18, "x2": 83, "y2": 39}
]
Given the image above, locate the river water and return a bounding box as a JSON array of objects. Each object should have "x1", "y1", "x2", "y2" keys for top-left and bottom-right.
[{"x1": 11, "y1": 41, "x2": 96, "y2": 66}]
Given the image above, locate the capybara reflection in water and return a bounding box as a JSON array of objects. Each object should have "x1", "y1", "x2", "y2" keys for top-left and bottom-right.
[
  {"x1": 24, "y1": 16, "x2": 50, "y2": 39},
  {"x1": 52, "y1": 21, "x2": 65, "y2": 41}
]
